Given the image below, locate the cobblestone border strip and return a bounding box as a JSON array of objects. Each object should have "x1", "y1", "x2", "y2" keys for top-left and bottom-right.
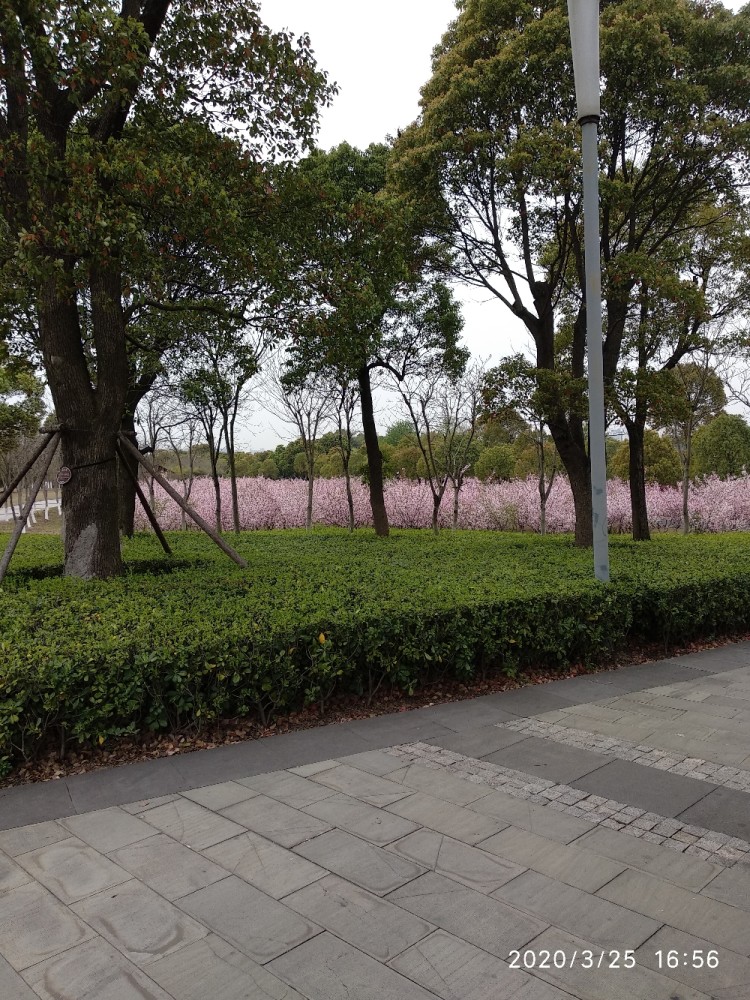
[
  {"x1": 496, "y1": 717, "x2": 750, "y2": 792},
  {"x1": 384, "y1": 742, "x2": 750, "y2": 869}
]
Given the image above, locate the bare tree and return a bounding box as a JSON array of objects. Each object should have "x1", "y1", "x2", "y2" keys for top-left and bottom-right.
[
  {"x1": 331, "y1": 378, "x2": 360, "y2": 532},
  {"x1": 262, "y1": 353, "x2": 336, "y2": 530}
]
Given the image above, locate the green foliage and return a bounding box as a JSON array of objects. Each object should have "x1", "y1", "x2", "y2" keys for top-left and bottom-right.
[
  {"x1": 609, "y1": 431, "x2": 682, "y2": 487},
  {"x1": 692, "y1": 413, "x2": 750, "y2": 479},
  {"x1": 474, "y1": 444, "x2": 516, "y2": 482},
  {"x1": 0, "y1": 344, "x2": 45, "y2": 457},
  {"x1": 2, "y1": 529, "x2": 750, "y2": 776}
]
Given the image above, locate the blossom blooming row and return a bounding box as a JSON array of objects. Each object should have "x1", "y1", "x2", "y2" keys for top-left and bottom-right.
[{"x1": 133, "y1": 475, "x2": 750, "y2": 533}]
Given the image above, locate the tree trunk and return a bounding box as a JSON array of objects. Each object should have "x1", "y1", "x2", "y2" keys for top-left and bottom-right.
[
  {"x1": 452, "y1": 483, "x2": 460, "y2": 528},
  {"x1": 225, "y1": 423, "x2": 240, "y2": 534},
  {"x1": 682, "y1": 425, "x2": 692, "y2": 535},
  {"x1": 343, "y1": 459, "x2": 355, "y2": 532},
  {"x1": 358, "y1": 365, "x2": 389, "y2": 537},
  {"x1": 118, "y1": 411, "x2": 138, "y2": 537},
  {"x1": 432, "y1": 494, "x2": 441, "y2": 534},
  {"x1": 626, "y1": 420, "x2": 651, "y2": 541},
  {"x1": 546, "y1": 415, "x2": 592, "y2": 546},
  {"x1": 39, "y1": 267, "x2": 127, "y2": 579},
  {"x1": 306, "y1": 464, "x2": 314, "y2": 530}
]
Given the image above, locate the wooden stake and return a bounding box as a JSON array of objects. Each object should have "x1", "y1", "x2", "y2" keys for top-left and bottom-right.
[
  {"x1": 0, "y1": 433, "x2": 60, "y2": 584},
  {"x1": 0, "y1": 430, "x2": 57, "y2": 509},
  {"x1": 118, "y1": 434, "x2": 247, "y2": 568},
  {"x1": 115, "y1": 443, "x2": 172, "y2": 556}
]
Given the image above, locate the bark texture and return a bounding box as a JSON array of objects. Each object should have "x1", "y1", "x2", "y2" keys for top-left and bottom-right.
[{"x1": 358, "y1": 365, "x2": 389, "y2": 537}]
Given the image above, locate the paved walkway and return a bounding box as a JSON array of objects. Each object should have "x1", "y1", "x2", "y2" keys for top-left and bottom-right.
[{"x1": 1, "y1": 642, "x2": 749, "y2": 999}]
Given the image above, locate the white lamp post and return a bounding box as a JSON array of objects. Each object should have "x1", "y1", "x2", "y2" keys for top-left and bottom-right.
[{"x1": 567, "y1": 0, "x2": 610, "y2": 583}]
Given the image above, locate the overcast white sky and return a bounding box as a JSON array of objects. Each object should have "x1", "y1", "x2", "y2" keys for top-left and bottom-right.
[{"x1": 245, "y1": 0, "x2": 745, "y2": 451}]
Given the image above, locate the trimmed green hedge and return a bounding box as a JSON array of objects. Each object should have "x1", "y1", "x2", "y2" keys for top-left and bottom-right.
[{"x1": 1, "y1": 529, "x2": 750, "y2": 778}]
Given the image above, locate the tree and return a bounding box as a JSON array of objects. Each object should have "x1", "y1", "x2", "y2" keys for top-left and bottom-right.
[
  {"x1": 609, "y1": 431, "x2": 681, "y2": 488},
  {"x1": 391, "y1": 0, "x2": 750, "y2": 546},
  {"x1": 482, "y1": 357, "x2": 559, "y2": 534},
  {"x1": 262, "y1": 353, "x2": 335, "y2": 530},
  {"x1": 0, "y1": 2, "x2": 333, "y2": 577},
  {"x1": 279, "y1": 143, "x2": 463, "y2": 537},
  {"x1": 692, "y1": 413, "x2": 750, "y2": 479},
  {"x1": 653, "y1": 360, "x2": 726, "y2": 532},
  {"x1": 0, "y1": 343, "x2": 45, "y2": 460},
  {"x1": 474, "y1": 445, "x2": 515, "y2": 483}
]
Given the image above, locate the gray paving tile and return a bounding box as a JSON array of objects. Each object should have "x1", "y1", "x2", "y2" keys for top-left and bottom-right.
[
  {"x1": 294, "y1": 828, "x2": 425, "y2": 896},
  {"x1": 0, "y1": 882, "x2": 94, "y2": 971},
  {"x1": 634, "y1": 925, "x2": 750, "y2": 995},
  {"x1": 0, "y1": 781, "x2": 74, "y2": 830},
  {"x1": 408, "y1": 697, "x2": 520, "y2": 731},
  {"x1": 139, "y1": 797, "x2": 245, "y2": 850},
  {"x1": 148, "y1": 934, "x2": 307, "y2": 1000},
  {"x1": 389, "y1": 928, "x2": 570, "y2": 1000},
  {"x1": 0, "y1": 850, "x2": 31, "y2": 893},
  {"x1": 0, "y1": 820, "x2": 70, "y2": 858},
  {"x1": 490, "y1": 688, "x2": 580, "y2": 716},
  {"x1": 221, "y1": 794, "x2": 331, "y2": 848},
  {"x1": 236, "y1": 770, "x2": 338, "y2": 809},
  {"x1": 388, "y1": 828, "x2": 525, "y2": 894},
  {"x1": 121, "y1": 793, "x2": 181, "y2": 814},
  {"x1": 571, "y1": 758, "x2": 715, "y2": 816},
  {"x1": 288, "y1": 759, "x2": 338, "y2": 777},
  {"x1": 494, "y1": 869, "x2": 661, "y2": 950},
  {"x1": 302, "y1": 792, "x2": 419, "y2": 846},
  {"x1": 203, "y1": 831, "x2": 326, "y2": 899},
  {"x1": 71, "y1": 879, "x2": 207, "y2": 966},
  {"x1": 424, "y1": 724, "x2": 529, "y2": 758},
  {"x1": 521, "y1": 926, "x2": 709, "y2": 1000},
  {"x1": 478, "y1": 826, "x2": 625, "y2": 893},
  {"x1": 598, "y1": 868, "x2": 750, "y2": 956},
  {"x1": 0, "y1": 956, "x2": 36, "y2": 1000},
  {"x1": 701, "y1": 863, "x2": 750, "y2": 911},
  {"x1": 308, "y1": 763, "x2": 413, "y2": 807},
  {"x1": 386, "y1": 761, "x2": 493, "y2": 805},
  {"x1": 181, "y1": 781, "x2": 259, "y2": 811},
  {"x1": 387, "y1": 871, "x2": 547, "y2": 958},
  {"x1": 284, "y1": 873, "x2": 434, "y2": 961},
  {"x1": 334, "y1": 749, "x2": 410, "y2": 775},
  {"x1": 110, "y1": 833, "x2": 229, "y2": 900},
  {"x1": 483, "y1": 737, "x2": 609, "y2": 784},
  {"x1": 61, "y1": 806, "x2": 157, "y2": 853},
  {"x1": 677, "y1": 785, "x2": 750, "y2": 842},
  {"x1": 267, "y1": 931, "x2": 440, "y2": 999},
  {"x1": 470, "y1": 789, "x2": 596, "y2": 844},
  {"x1": 575, "y1": 825, "x2": 721, "y2": 892},
  {"x1": 15, "y1": 836, "x2": 130, "y2": 904},
  {"x1": 21, "y1": 937, "x2": 172, "y2": 1000},
  {"x1": 387, "y1": 791, "x2": 504, "y2": 845},
  {"x1": 338, "y1": 712, "x2": 455, "y2": 747},
  {"x1": 177, "y1": 875, "x2": 320, "y2": 964},
  {"x1": 66, "y1": 756, "x2": 188, "y2": 813}
]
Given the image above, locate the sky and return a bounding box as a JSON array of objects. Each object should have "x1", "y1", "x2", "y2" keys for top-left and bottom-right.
[
  {"x1": 248, "y1": 0, "x2": 526, "y2": 449},
  {"x1": 244, "y1": 0, "x2": 745, "y2": 451}
]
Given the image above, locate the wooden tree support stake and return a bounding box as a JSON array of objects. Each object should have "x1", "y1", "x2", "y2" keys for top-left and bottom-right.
[
  {"x1": 115, "y1": 443, "x2": 172, "y2": 556},
  {"x1": 0, "y1": 430, "x2": 57, "y2": 509},
  {"x1": 118, "y1": 433, "x2": 247, "y2": 568},
  {"x1": 0, "y1": 433, "x2": 60, "y2": 584}
]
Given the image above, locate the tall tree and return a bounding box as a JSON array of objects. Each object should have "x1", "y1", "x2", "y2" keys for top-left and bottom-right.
[
  {"x1": 0, "y1": 1, "x2": 332, "y2": 576},
  {"x1": 279, "y1": 143, "x2": 463, "y2": 537},
  {"x1": 391, "y1": 0, "x2": 750, "y2": 545}
]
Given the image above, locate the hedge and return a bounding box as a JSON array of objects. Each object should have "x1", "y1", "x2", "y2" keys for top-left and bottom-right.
[{"x1": 1, "y1": 529, "x2": 750, "y2": 778}]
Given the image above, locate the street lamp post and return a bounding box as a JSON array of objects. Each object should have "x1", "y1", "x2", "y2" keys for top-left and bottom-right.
[{"x1": 567, "y1": 0, "x2": 610, "y2": 583}]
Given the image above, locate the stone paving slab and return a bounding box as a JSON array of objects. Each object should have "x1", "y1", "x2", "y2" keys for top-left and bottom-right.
[
  {"x1": 1, "y1": 643, "x2": 749, "y2": 999},
  {"x1": 570, "y1": 759, "x2": 715, "y2": 817},
  {"x1": 147, "y1": 933, "x2": 308, "y2": 1000},
  {"x1": 387, "y1": 871, "x2": 548, "y2": 958},
  {"x1": 283, "y1": 873, "x2": 435, "y2": 962},
  {"x1": 389, "y1": 928, "x2": 570, "y2": 1000},
  {"x1": 21, "y1": 937, "x2": 173, "y2": 1000},
  {"x1": 294, "y1": 828, "x2": 426, "y2": 896},
  {"x1": 387, "y1": 828, "x2": 526, "y2": 894},
  {"x1": 176, "y1": 875, "x2": 320, "y2": 965}
]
